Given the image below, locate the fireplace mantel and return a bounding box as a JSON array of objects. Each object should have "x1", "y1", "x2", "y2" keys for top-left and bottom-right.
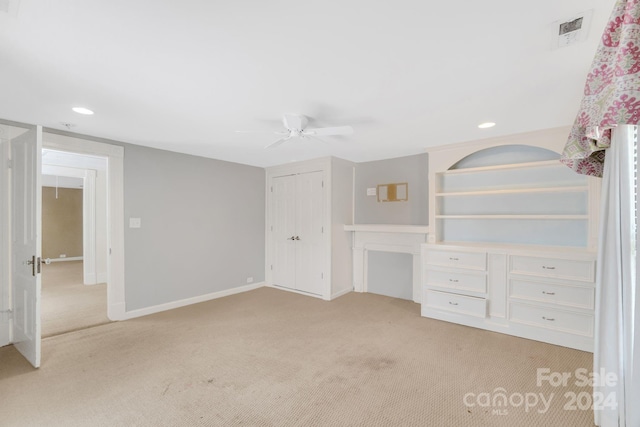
[{"x1": 344, "y1": 224, "x2": 430, "y2": 303}]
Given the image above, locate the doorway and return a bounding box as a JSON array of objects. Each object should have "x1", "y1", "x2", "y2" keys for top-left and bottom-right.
[
  {"x1": 42, "y1": 131, "x2": 126, "y2": 323},
  {"x1": 40, "y1": 151, "x2": 110, "y2": 337},
  {"x1": 1, "y1": 121, "x2": 126, "y2": 367}
]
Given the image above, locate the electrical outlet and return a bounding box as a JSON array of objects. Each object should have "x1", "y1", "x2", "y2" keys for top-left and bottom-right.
[
  {"x1": 367, "y1": 187, "x2": 376, "y2": 196},
  {"x1": 246, "y1": 277, "x2": 254, "y2": 284},
  {"x1": 129, "y1": 218, "x2": 142, "y2": 228}
]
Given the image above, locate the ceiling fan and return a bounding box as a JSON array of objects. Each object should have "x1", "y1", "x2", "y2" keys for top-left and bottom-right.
[{"x1": 237, "y1": 114, "x2": 354, "y2": 148}]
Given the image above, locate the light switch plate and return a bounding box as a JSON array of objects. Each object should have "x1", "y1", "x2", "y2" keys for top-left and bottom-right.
[
  {"x1": 367, "y1": 187, "x2": 377, "y2": 196},
  {"x1": 129, "y1": 218, "x2": 141, "y2": 228}
]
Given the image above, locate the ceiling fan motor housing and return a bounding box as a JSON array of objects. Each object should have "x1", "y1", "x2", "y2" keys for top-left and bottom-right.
[{"x1": 283, "y1": 114, "x2": 308, "y2": 131}]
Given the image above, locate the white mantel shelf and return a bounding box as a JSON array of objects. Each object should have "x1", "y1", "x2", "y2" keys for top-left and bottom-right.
[{"x1": 344, "y1": 224, "x2": 430, "y2": 234}]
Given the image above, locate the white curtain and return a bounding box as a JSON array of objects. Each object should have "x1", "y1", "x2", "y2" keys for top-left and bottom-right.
[{"x1": 594, "y1": 124, "x2": 640, "y2": 427}]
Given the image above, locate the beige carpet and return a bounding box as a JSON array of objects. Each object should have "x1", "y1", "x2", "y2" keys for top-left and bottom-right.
[
  {"x1": 41, "y1": 261, "x2": 109, "y2": 337},
  {"x1": 0, "y1": 287, "x2": 595, "y2": 426}
]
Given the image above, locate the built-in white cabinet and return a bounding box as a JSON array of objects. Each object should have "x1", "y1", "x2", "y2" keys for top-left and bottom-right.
[
  {"x1": 266, "y1": 157, "x2": 354, "y2": 300},
  {"x1": 422, "y1": 244, "x2": 596, "y2": 351},
  {"x1": 422, "y1": 128, "x2": 600, "y2": 351}
]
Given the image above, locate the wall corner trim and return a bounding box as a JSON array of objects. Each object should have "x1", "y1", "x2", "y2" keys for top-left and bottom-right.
[{"x1": 119, "y1": 282, "x2": 265, "y2": 320}]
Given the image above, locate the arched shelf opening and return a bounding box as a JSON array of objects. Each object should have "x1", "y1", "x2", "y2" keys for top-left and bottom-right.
[{"x1": 449, "y1": 144, "x2": 559, "y2": 170}]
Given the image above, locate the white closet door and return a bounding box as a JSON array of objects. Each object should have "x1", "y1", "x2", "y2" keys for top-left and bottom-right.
[
  {"x1": 295, "y1": 171, "x2": 324, "y2": 295},
  {"x1": 272, "y1": 175, "x2": 297, "y2": 290}
]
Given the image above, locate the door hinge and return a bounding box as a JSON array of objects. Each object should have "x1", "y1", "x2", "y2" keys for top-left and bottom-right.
[
  {"x1": 321, "y1": 273, "x2": 324, "y2": 279},
  {"x1": 6, "y1": 159, "x2": 12, "y2": 169},
  {"x1": 270, "y1": 265, "x2": 273, "y2": 271},
  {"x1": 322, "y1": 181, "x2": 324, "y2": 188},
  {"x1": 109, "y1": 248, "x2": 112, "y2": 255},
  {"x1": 270, "y1": 225, "x2": 273, "y2": 231},
  {"x1": 270, "y1": 186, "x2": 273, "y2": 193},
  {"x1": 321, "y1": 226, "x2": 324, "y2": 234},
  {"x1": 0, "y1": 309, "x2": 12, "y2": 321}
]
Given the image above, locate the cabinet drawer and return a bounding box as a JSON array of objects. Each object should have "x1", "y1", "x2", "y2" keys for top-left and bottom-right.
[
  {"x1": 510, "y1": 255, "x2": 595, "y2": 282},
  {"x1": 510, "y1": 279, "x2": 594, "y2": 310},
  {"x1": 510, "y1": 303, "x2": 594, "y2": 337},
  {"x1": 424, "y1": 290, "x2": 487, "y2": 318},
  {"x1": 426, "y1": 269, "x2": 487, "y2": 294},
  {"x1": 426, "y1": 250, "x2": 486, "y2": 271}
]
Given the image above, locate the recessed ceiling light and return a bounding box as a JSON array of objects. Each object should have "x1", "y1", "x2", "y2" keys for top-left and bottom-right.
[
  {"x1": 72, "y1": 107, "x2": 94, "y2": 115},
  {"x1": 478, "y1": 122, "x2": 496, "y2": 129}
]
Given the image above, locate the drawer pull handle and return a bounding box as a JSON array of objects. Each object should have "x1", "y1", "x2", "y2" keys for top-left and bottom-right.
[
  {"x1": 449, "y1": 257, "x2": 459, "y2": 261},
  {"x1": 542, "y1": 291, "x2": 556, "y2": 295},
  {"x1": 449, "y1": 279, "x2": 459, "y2": 283},
  {"x1": 542, "y1": 316, "x2": 555, "y2": 321},
  {"x1": 542, "y1": 266, "x2": 556, "y2": 270},
  {"x1": 449, "y1": 302, "x2": 459, "y2": 306}
]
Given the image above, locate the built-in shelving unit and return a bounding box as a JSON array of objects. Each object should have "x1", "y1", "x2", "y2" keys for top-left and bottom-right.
[
  {"x1": 422, "y1": 128, "x2": 601, "y2": 352},
  {"x1": 433, "y1": 159, "x2": 596, "y2": 248}
]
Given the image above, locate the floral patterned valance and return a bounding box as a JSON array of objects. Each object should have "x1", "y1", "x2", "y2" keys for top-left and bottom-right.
[{"x1": 560, "y1": 0, "x2": 640, "y2": 177}]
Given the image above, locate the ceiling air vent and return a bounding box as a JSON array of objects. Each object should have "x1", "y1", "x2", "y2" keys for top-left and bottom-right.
[{"x1": 551, "y1": 10, "x2": 593, "y2": 49}]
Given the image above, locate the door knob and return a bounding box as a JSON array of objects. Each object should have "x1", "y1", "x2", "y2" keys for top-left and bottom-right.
[
  {"x1": 295, "y1": 236, "x2": 300, "y2": 240},
  {"x1": 25, "y1": 256, "x2": 40, "y2": 276},
  {"x1": 287, "y1": 236, "x2": 295, "y2": 240}
]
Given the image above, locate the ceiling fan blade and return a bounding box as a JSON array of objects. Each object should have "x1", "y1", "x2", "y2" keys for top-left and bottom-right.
[
  {"x1": 303, "y1": 126, "x2": 354, "y2": 136},
  {"x1": 264, "y1": 136, "x2": 292, "y2": 149},
  {"x1": 236, "y1": 130, "x2": 288, "y2": 134}
]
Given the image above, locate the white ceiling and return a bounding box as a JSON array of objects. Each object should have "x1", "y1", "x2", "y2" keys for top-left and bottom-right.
[{"x1": 0, "y1": 0, "x2": 616, "y2": 167}]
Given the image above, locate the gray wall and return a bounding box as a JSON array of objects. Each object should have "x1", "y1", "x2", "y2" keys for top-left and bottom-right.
[
  {"x1": 367, "y1": 251, "x2": 413, "y2": 300},
  {"x1": 122, "y1": 144, "x2": 265, "y2": 311},
  {"x1": 42, "y1": 187, "x2": 83, "y2": 259},
  {"x1": 354, "y1": 153, "x2": 428, "y2": 225}
]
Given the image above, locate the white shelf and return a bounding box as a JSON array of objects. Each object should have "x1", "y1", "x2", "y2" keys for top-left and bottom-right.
[
  {"x1": 344, "y1": 224, "x2": 430, "y2": 234},
  {"x1": 436, "y1": 215, "x2": 588, "y2": 220},
  {"x1": 427, "y1": 241, "x2": 596, "y2": 254},
  {"x1": 437, "y1": 159, "x2": 561, "y2": 175},
  {"x1": 435, "y1": 186, "x2": 588, "y2": 197},
  {"x1": 431, "y1": 157, "x2": 596, "y2": 248}
]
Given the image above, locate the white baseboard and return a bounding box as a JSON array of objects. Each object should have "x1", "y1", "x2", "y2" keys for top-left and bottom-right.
[
  {"x1": 121, "y1": 282, "x2": 265, "y2": 320},
  {"x1": 267, "y1": 284, "x2": 325, "y2": 300},
  {"x1": 330, "y1": 287, "x2": 353, "y2": 300},
  {"x1": 47, "y1": 256, "x2": 83, "y2": 263}
]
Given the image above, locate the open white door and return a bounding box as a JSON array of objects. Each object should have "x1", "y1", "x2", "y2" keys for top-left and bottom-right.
[{"x1": 11, "y1": 126, "x2": 42, "y2": 368}]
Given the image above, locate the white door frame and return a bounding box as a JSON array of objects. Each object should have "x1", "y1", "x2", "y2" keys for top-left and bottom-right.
[
  {"x1": 41, "y1": 164, "x2": 98, "y2": 285},
  {"x1": 42, "y1": 132, "x2": 126, "y2": 320},
  {"x1": 0, "y1": 138, "x2": 10, "y2": 346}
]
